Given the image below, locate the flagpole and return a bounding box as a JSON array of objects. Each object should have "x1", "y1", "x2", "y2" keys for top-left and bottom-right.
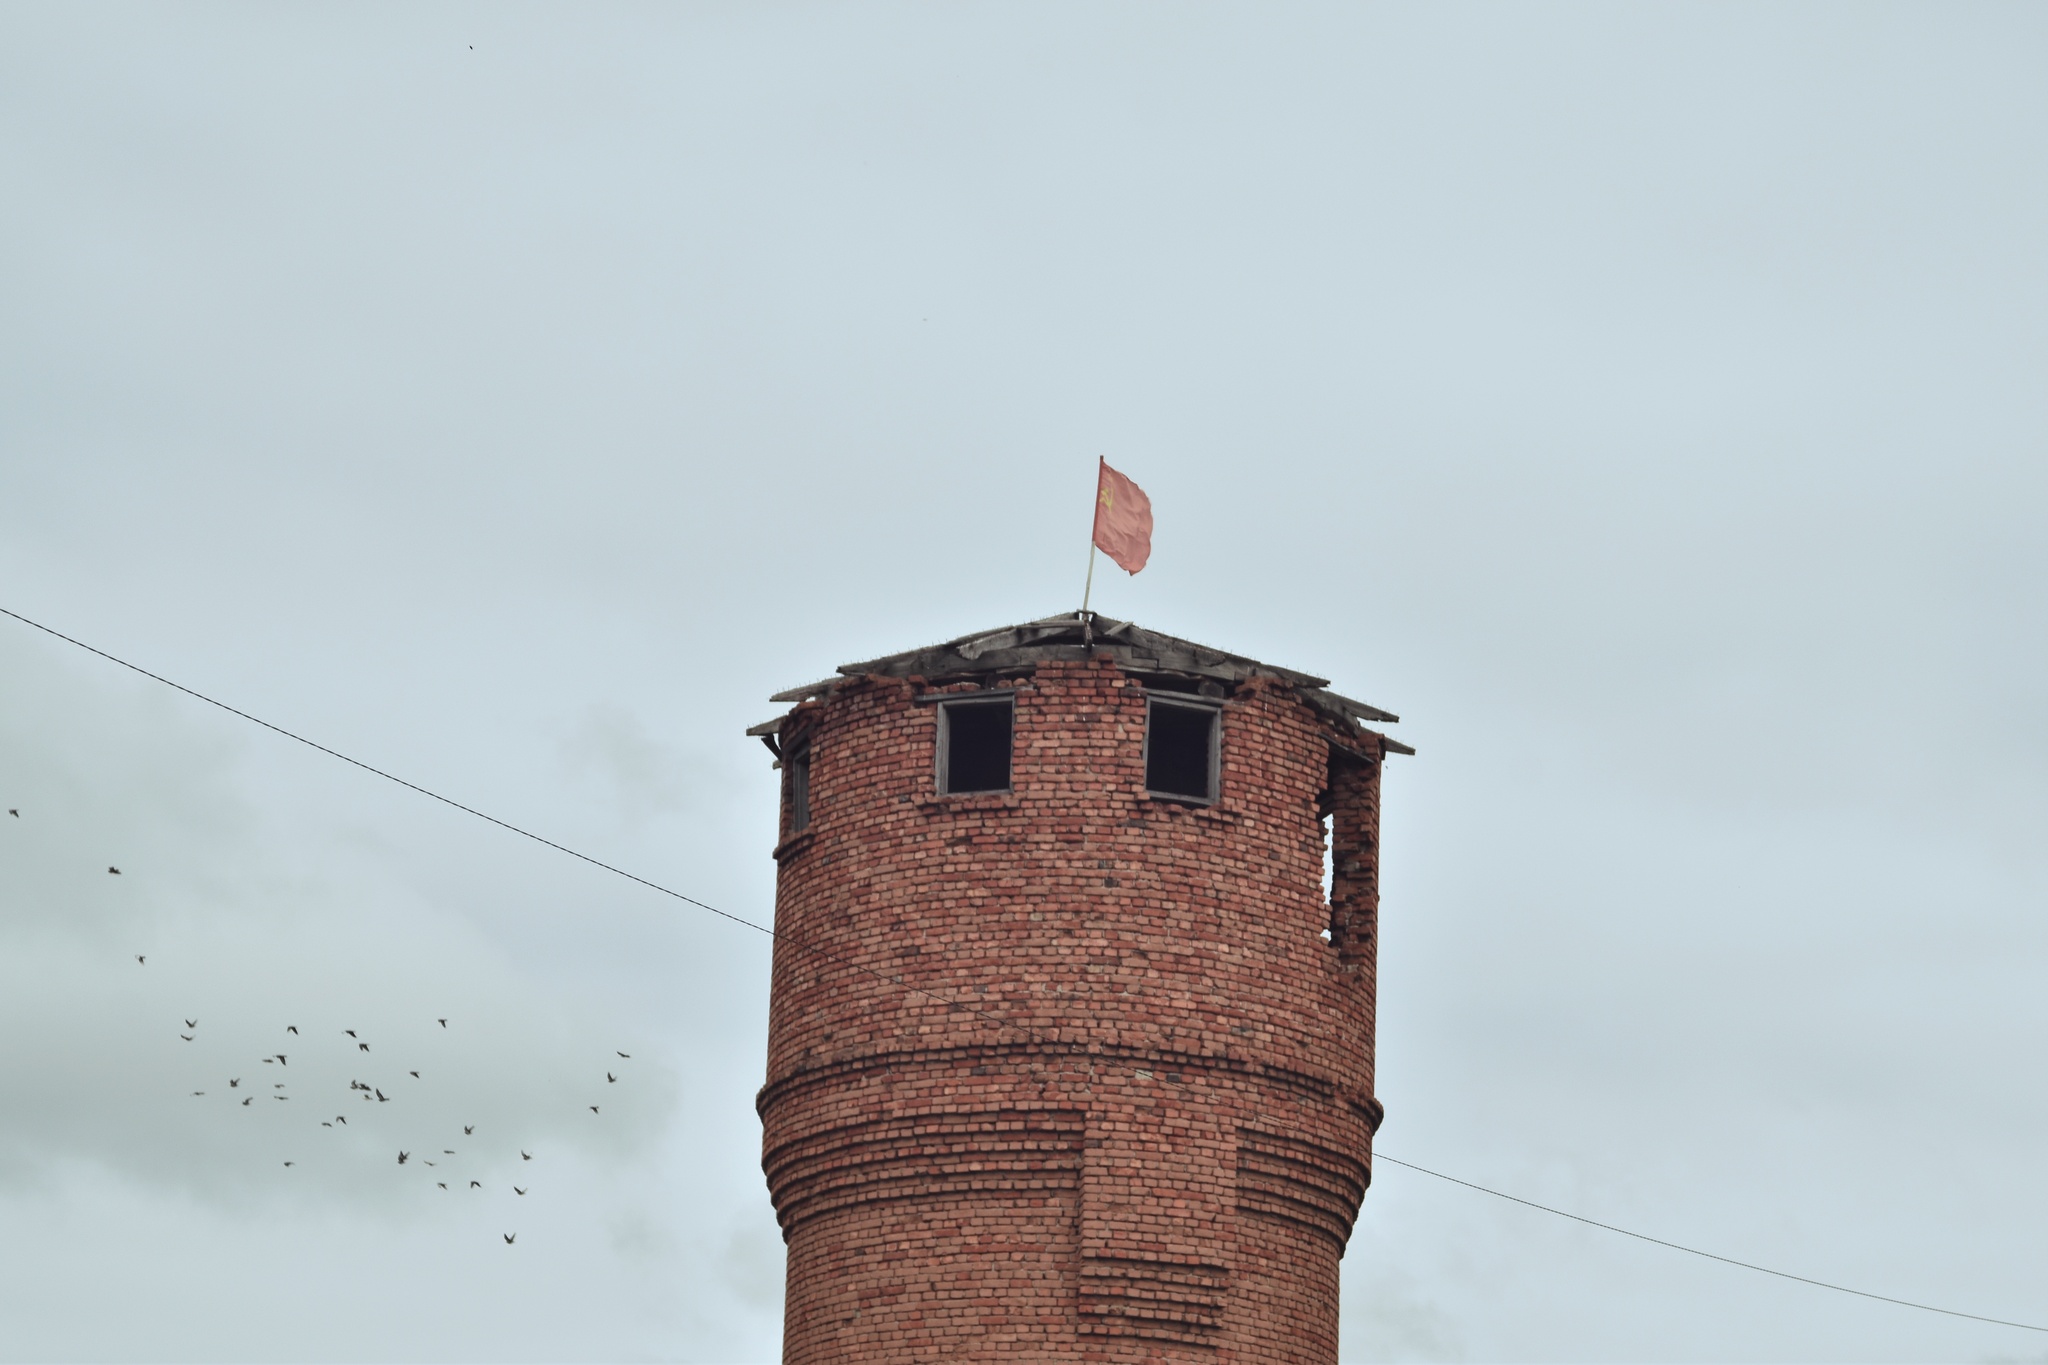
[
  {"x1": 1081, "y1": 457, "x2": 1102, "y2": 646},
  {"x1": 1080, "y1": 542, "x2": 1098, "y2": 638}
]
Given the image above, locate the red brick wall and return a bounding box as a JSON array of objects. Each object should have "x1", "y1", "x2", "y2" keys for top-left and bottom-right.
[{"x1": 759, "y1": 657, "x2": 1385, "y2": 1363}]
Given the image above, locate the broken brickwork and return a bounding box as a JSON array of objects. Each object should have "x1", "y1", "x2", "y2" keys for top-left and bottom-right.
[{"x1": 750, "y1": 617, "x2": 1404, "y2": 1364}]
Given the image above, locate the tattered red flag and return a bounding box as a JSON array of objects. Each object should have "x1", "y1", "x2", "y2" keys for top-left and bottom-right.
[{"x1": 1092, "y1": 458, "x2": 1152, "y2": 574}]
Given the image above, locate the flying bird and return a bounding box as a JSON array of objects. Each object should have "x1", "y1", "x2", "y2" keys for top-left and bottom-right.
[
  {"x1": 375, "y1": 1089, "x2": 389, "y2": 1102},
  {"x1": 423, "y1": 1160, "x2": 434, "y2": 1167},
  {"x1": 229, "y1": 1079, "x2": 239, "y2": 1088},
  {"x1": 135, "y1": 955, "x2": 145, "y2": 965},
  {"x1": 179, "y1": 1034, "x2": 193, "y2": 1042},
  {"x1": 276, "y1": 1055, "x2": 287, "y2": 1066},
  {"x1": 397, "y1": 1151, "x2": 409, "y2": 1165},
  {"x1": 589, "y1": 1106, "x2": 599, "y2": 1114},
  {"x1": 283, "y1": 1162, "x2": 294, "y2": 1168},
  {"x1": 274, "y1": 1083, "x2": 284, "y2": 1089},
  {"x1": 503, "y1": 1233, "x2": 515, "y2": 1245},
  {"x1": 469, "y1": 1181, "x2": 481, "y2": 1189},
  {"x1": 358, "y1": 1043, "x2": 369, "y2": 1053},
  {"x1": 616, "y1": 1052, "x2": 630, "y2": 1059},
  {"x1": 8, "y1": 808, "x2": 16, "y2": 816},
  {"x1": 438, "y1": 1182, "x2": 447, "y2": 1189},
  {"x1": 108, "y1": 867, "x2": 120, "y2": 875},
  {"x1": 438, "y1": 1019, "x2": 447, "y2": 1028},
  {"x1": 513, "y1": 1186, "x2": 526, "y2": 1196},
  {"x1": 185, "y1": 1020, "x2": 197, "y2": 1029},
  {"x1": 286, "y1": 1026, "x2": 298, "y2": 1035},
  {"x1": 463, "y1": 1125, "x2": 473, "y2": 1136},
  {"x1": 345, "y1": 1030, "x2": 356, "y2": 1038},
  {"x1": 274, "y1": 1095, "x2": 288, "y2": 1101},
  {"x1": 520, "y1": 1151, "x2": 531, "y2": 1161},
  {"x1": 190, "y1": 1091, "x2": 204, "y2": 1096},
  {"x1": 322, "y1": 1122, "x2": 332, "y2": 1128},
  {"x1": 334, "y1": 1116, "x2": 346, "y2": 1125},
  {"x1": 443, "y1": 1150, "x2": 454, "y2": 1155},
  {"x1": 241, "y1": 1098, "x2": 252, "y2": 1106},
  {"x1": 263, "y1": 1058, "x2": 274, "y2": 1065},
  {"x1": 607, "y1": 1073, "x2": 616, "y2": 1083},
  {"x1": 409, "y1": 1071, "x2": 419, "y2": 1079}
]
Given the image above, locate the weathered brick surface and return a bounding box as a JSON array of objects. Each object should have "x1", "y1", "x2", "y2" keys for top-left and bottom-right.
[{"x1": 759, "y1": 656, "x2": 1387, "y2": 1363}]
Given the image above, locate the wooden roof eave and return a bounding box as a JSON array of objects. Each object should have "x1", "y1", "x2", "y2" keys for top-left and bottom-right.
[
  {"x1": 766, "y1": 613, "x2": 1406, "y2": 750},
  {"x1": 767, "y1": 677, "x2": 839, "y2": 704}
]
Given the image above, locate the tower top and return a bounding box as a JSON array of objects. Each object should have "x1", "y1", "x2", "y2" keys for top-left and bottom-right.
[
  {"x1": 747, "y1": 611, "x2": 1412, "y2": 755},
  {"x1": 752, "y1": 614, "x2": 1403, "y2": 1359}
]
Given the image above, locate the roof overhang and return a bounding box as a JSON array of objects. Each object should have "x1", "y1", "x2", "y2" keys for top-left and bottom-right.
[{"x1": 751, "y1": 612, "x2": 1409, "y2": 752}]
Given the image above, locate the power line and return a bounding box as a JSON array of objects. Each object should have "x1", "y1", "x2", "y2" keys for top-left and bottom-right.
[
  {"x1": 5, "y1": 602, "x2": 2042, "y2": 1337},
  {"x1": 0, "y1": 606, "x2": 1020, "y2": 1039},
  {"x1": 1371, "y1": 1154, "x2": 2045, "y2": 1334}
]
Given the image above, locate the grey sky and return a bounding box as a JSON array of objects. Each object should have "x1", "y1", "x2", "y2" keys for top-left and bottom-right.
[{"x1": 2, "y1": 4, "x2": 2045, "y2": 1361}]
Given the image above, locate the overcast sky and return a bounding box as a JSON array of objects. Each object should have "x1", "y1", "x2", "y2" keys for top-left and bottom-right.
[{"x1": 3, "y1": 4, "x2": 2045, "y2": 1362}]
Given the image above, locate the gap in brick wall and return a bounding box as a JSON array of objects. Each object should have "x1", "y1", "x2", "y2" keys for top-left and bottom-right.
[{"x1": 1320, "y1": 813, "x2": 1335, "y2": 940}]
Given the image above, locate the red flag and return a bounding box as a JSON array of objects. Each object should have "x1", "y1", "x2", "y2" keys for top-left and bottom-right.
[{"x1": 1092, "y1": 458, "x2": 1153, "y2": 574}]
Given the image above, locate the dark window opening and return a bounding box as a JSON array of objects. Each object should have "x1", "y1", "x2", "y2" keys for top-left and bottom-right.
[
  {"x1": 787, "y1": 744, "x2": 811, "y2": 833},
  {"x1": 939, "y1": 698, "x2": 1012, "y2": 794},
  {"x1": 1145, "y1": 699, "x2": 1217, "y2": 802}
]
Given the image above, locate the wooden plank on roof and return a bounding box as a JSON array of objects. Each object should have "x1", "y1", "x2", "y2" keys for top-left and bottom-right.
[
  {"x1": 768, "y1": 679, "x2": 838, "y2": 704},
  {"x1": 1319, "y1": 689, "x2": 1400, "y2": 724}
]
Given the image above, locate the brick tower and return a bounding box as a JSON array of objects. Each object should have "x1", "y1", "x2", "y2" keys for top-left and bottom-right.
[{"x1": 748, "y1": 615, "x2": 1408, "y2": 1363}]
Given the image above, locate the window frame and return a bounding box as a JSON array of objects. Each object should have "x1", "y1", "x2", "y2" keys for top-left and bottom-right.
[
  {"x1": 785, "y1": 740, "x2": 811, "y2": 833},
  {"x1": 1142, "y1": 694, "x2": 1221, "y2": 805},
  {"x1": 935, "y1": 694, "x2": 1015, "y2": 796}
]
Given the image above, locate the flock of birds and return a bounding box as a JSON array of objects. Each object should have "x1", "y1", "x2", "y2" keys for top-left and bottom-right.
[
  {"x1": 11, "y1": 805, "x2": 636, "y2": 1249},
  {"x1": 170, "y1": 1009, "x2": 632, "y2": 1243}
]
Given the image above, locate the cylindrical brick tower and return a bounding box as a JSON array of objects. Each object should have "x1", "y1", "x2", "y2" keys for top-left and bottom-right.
[{"x1": 747, "y1": 614, "x2": 1408, "y2": 1363}]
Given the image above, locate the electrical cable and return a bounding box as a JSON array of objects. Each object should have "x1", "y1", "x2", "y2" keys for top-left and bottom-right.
[
  {"x1": 1370, "y1": 1154, "x2": 2045, "y2": 1333},
  {"x1": 0, "y1": 607, "x2": 1023, "y2": 1038},
  {"x1": 5, "y1": 602, "x2": 2043, "y2": 1336}
]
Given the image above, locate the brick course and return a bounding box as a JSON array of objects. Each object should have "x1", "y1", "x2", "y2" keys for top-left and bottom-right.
[{"x1": 759, "y1": 654, "x2": 1388, "y2": 1363}]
